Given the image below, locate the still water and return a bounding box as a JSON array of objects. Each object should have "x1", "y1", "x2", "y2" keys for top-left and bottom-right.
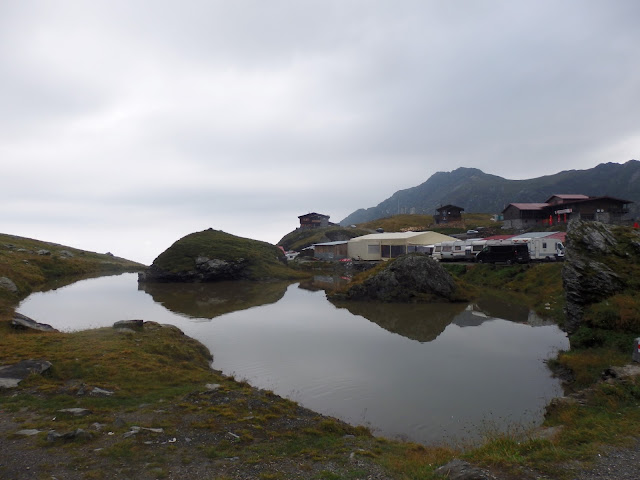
[{"x1": 17, "y1": 273, "x2": 569, "y2": 445}]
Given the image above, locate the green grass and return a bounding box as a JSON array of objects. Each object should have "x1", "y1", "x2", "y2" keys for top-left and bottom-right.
[
  {"x1": 151, "y1": 229, "x2": 304, "y2": 280},
  {"x1": 0, "y1": 233, "x2": 143, "y2": 321}
]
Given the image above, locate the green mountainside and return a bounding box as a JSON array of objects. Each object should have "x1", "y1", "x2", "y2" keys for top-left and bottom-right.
[{"x1": 340, "y1": 160, "x2": 640, "y2": 225}]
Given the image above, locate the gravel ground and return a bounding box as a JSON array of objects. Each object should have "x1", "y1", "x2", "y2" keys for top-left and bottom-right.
[{"x1": 571, "y1": 438, "x2": 640, "y2": 480}]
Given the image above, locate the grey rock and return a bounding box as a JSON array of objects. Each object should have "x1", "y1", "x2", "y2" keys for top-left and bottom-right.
[
  {"x1": 343, "y1": 254, "x2": 457, "y2": 302},
  {"x1": 0, "y1": 359, "x2": 53, "y2": 389},
  {"x1": 435, "y1": 459, "x2": 497, "y2": 480},
  {"x1": 48, "y1": 428, "x2": 93, "y2": 442},
  {"x1": 58, "y1": 250, "x2": 74, "y2": 258},
  {"x1": 47, "y1": 430, "x2": 64, "y2": 442},
  {"x1": 205, "y1": 383, "x2": 221, "y2": 391},
  {"x1": 91, "y1": 387, "x2": 115, "y2": 396},
  {"x1": 562, "y1": 220, "x2": 626, "y2": 333},
  {"x1": 11, "y1": 312, "x2": 58, "y2": 332},
  {"x1": 0, "y1": 276, "x2": 18, "y2": 293},
  {"x1": 113, "y1": 319, "x2": 144, "y2": 329},
  {"x1": 139, "y1": 256, "x2": 249, "y2": 283},
  {"x1": 37, "y1": 249, "x2": 51, "y2": 255},
  {"x1": 15, "y1": 429, "x2": 41, "y2": 436},
  {"x1": 58, "y1": 408, "x2": 92, "y2": 417}
]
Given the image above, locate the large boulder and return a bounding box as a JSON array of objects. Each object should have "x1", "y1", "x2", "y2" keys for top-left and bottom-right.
[
  {"x1": 11, "y1": 313, "x2": 58, "y2": 332},
  {"x1": 562, "y1": 220, "x2": 629, "y2": 333},
  {"x1": 0, "y1": 359, "x2": 52, "y2": 389},
  {"x1": 340, "y1": 254, "x2": 458, "y2": 302}
]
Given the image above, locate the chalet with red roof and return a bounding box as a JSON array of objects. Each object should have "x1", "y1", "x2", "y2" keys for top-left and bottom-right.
[{"x1": 502, "y1": 194, "x2": 632, "y2": 229}]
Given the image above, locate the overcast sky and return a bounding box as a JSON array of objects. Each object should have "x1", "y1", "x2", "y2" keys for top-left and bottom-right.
[{"x1": 2, "y1": 0, "x2": 639, "y2": 264}]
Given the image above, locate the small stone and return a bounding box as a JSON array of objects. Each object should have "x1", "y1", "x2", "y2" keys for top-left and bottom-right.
[
  {"x1": 205, "y1": 383, "x2": 221, "y2": 391},
  {"x1": 15, "y1": 429, "x2": 41, "y2": 436},
  {"x1": 47, "y1": 430, "x2": 63, "y2": 442},
  {"x1": 91, "y1": 387, "x2": 114, "y2": 396},
  {"x1": 58, "y1": 408, "x2": 91, "y2": 417},
  {"x1": 435, "y1": 459, "x2": 497, "y2": 480},
  {"x1": 0, "y1": 277, "x2": 18, "y2": 293}
]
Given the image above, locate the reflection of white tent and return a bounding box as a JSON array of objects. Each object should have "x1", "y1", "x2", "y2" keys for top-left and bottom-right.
[{"x1": 347, "y1": 231, "x2": 456, "y2": 261}]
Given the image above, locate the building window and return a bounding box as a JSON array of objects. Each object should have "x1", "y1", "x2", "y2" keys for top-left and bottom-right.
[
  {"x1": 390, "y1": 245, "x2": 405, "y2": 258},
  {"x1": 367, "y1": 244, "x2": 379, "y2": 255},
  {"x1": 381, "y1": 245, "x2": 390, "y2": 258}
]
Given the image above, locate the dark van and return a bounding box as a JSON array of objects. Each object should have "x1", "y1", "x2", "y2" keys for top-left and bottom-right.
[{"x1": 475, "y1": 244, "x2": 529, "y2": 264}]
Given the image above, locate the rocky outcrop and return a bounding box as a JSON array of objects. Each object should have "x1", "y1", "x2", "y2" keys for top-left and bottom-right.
[
  {"x1": 562, "y1": 220, "x2": 628, "y2": 333},
  {"x1": 339, "y1": 254, "x2": 458, "y2": 302},
  {"x1": 139, "y1": 256, "x2": 250, "y2": 282},
  {"x1": 11, "y1": 312, "x2": 58, "y2": 332}
]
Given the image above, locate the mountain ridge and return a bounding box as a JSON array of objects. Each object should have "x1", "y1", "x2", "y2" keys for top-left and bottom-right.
[{"x1": 340, "y1": 160, "x2": 640, "y2": 225}]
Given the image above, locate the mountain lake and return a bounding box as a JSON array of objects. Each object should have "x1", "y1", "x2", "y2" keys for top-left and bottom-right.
[{"x1": 17, "y1": 272, "x2": 569, "y2": 446}]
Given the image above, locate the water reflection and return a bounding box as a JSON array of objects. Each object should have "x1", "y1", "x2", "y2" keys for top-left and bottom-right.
[
  {"x1": 138, "y1": 281, "x2": 290, "y2": 319},
  {"x1": 298, "y1": 275, "x2": 351, "y2": 292},
  {"x1": 332, "y1": 300, "x2": 467, "y2": 342},
  {"x1": 17, "y1": 273, "x2": 569, "y2": 446}
]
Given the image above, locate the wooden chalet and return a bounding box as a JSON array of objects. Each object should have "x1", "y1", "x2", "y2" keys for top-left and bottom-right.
[
  {"x1": 502, "y1": 194, "x2": 632, "y2": 229},
  {"x1": 298, "y1": 212, "x2": 330, "y2": 229},
  {"x1": 434, "y1": 205, "x2": 464, "y2": 224}
]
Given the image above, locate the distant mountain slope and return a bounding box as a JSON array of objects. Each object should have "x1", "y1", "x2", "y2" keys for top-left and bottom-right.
[{"x1": 340, "y1": 160, "x2": 640, "y2": 225}]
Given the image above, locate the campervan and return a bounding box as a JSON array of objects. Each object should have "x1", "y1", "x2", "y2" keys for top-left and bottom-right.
[
  {"x1": 475, "y1": 242, "x2": 530, "y2": 264},
  {"x1": 432, "y1": 241, "x2": 466, "y2": 261},
  {"x1": 512, "y1": 237, "x2": 565, "y2": 261}
]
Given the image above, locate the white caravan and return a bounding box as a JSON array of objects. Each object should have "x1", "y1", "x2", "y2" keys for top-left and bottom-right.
[{"x1": 511, "y1": 237, "x2": 564, "y2": 261}]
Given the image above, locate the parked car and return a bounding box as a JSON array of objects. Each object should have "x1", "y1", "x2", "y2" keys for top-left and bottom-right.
[{"x1": 475, "y1": 243, "x2": 529, "y2": 264}]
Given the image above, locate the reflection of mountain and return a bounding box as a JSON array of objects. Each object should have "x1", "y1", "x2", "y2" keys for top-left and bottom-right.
[
  {"x1": 473, "y1": 295, "x2": 530, "y2": 323},
  {"x1": 138, "y1": 281, "x2": 290, "y2": 319},
  {"x1": 451, "y1": 307, "x2": 491, "y2": 327},
  {"x1": 331, "y1": 301, "x2": 467, "y2": 343},
  {"x1": 452, "y1": 296, "x2": 541, "y2": 327}
]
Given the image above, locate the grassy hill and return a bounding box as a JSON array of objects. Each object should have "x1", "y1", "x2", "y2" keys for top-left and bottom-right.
[
  {"x1": 355, "y1": 213, "x2": 499, "y2": 235},
  {"x1": 151, "y1": 228, "x2": 304, "y2": 280},
  {"x1": 0, "y1": 233, "x2": 143, "y2": 320}
]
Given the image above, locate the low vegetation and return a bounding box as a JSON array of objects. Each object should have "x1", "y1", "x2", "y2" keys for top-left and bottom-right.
[
  {"x1": 277, "y1": 226, "x2": 370, "y2": 252},
  {"x1": 0, "y1": 233, "x2": 142, "y2": 321}
]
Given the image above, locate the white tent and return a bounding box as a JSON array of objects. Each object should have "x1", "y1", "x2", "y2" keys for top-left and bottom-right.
[{"x1": 347, "y1": 231, "x2": 456, "y2": 261}]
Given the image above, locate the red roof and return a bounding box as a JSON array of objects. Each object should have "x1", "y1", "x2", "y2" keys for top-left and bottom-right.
[
  {"x1": 545, "y1": 232, "x2": 567, "y2": 241},
  {"x1": 547, "y1": 194, "x2": 590, "y2": 201},
  {"x1": 506, "y1": 203, "x2": 549, "y2": 211}
]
